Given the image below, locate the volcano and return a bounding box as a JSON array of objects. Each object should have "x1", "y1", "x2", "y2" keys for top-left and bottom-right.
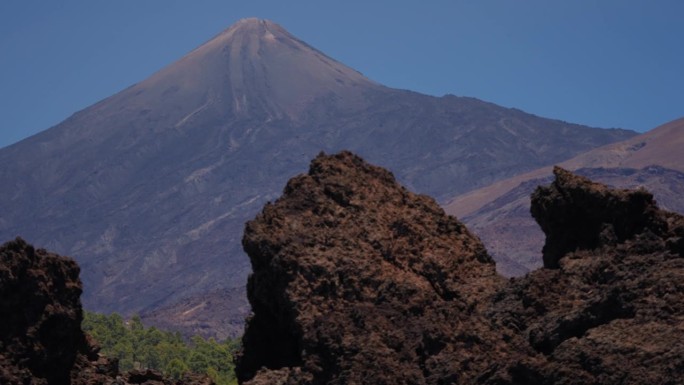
[{"x1": 0, "y1": 18, "x2": 635, "y2": 337}]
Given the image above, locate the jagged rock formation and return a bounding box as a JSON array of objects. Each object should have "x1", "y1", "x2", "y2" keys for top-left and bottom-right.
[
  {"x1": 493, "y1": 167, "x2": 684, "y2": 384},
  {"x1": 0, "y1": 238, "x2": 87, "y2": 384},
  {"x1": 456, "y1": 166, "x2": 684, "y2": 277},
  {"x1": 531, "y1": 167, "x2": 673, "y2": 269},
  {"x1": 237, "y1": 152, "x2": 684, "y2": 384},
  {"x1": 236, "y1": 151, "x2": 512, "y2": 384},
  {"x1": 0, "y1": 238, "x2": 212, "y2": 385},
  {"x1": 444, "y1": 116, "x2": 684, "y2": 276}
]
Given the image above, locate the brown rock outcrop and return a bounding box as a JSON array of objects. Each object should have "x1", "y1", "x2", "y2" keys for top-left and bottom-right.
[
  {"x1": 500, "y1": 167, "x2": 684, "y2": 384},
  {"x1": 236, "y1": 151, "x2": 517, "y2": 384},
  {"x1": 0, "y1": 238, "x2": 89, "y2": 384},
  {"x1": 237, "y1": 153, "x2": 684, "y2": 384},
  {"x1": 530, "y1": 167, "x2": 671, "y2": 269},
  {"x1": 0, "y1": 238, "x2": 212, "y2": 385}
]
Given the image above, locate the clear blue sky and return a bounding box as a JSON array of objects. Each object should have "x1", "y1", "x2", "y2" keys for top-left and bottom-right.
[{"x1": 1, "y1": 0, "x2": 682, "y2": 148}]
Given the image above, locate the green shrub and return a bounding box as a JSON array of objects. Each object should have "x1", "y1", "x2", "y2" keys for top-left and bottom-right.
[{"x1": 82, "y1": 311, "x2": 239, "y2": 385}]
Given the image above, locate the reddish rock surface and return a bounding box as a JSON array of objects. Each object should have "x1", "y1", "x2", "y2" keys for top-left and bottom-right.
[
  {"x1": 0, "y1": 238, "x2": 212, "y2": 385},
  {"x1": 445, "y1": 116, "x2": 684, "y2": 278},
  {"x1": 531, "y1": 167, "x2": 670, "y2": 269},
  {"x1": 237, "y1": 153, "x2": 684, "y2": 384},
  {"x1": 505, "y1": 167, "x2": 684, "y2": 384},
  {"x1": 236, "y1": 151, "x2": 511, "y2": 384}
]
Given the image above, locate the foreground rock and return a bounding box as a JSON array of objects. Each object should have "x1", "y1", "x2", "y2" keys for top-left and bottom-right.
[
  {"x1": 0, "y1": 238, "x2": 212, "y2": 385},
  {"x1": 237, "y1": 153, "x2": 684, "y2": 384},
  {"x1": 236, "y1": 151, "x2": 514, "y2": 384}
]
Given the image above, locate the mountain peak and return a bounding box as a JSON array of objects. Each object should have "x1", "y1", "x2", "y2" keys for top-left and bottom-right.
[
  {"x1": 205, "y1": 18, "x2": 298, "y2": 57},
  {"x1": 230, "y1": 17, "x2": 278, "y2": 30},
  {"x1": 233, "y1": 17, "x2": 270, "y2": 25},
  {"x1": 138, "y1": 18, "x2": 379, "y2": 119},
  {"x1": 216, "y1": 18, "x2": 286, "y2": 42}
]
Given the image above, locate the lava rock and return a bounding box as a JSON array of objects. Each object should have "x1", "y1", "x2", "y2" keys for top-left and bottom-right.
[
  {"x1": 531, "y1": 166, "x2": 668, "y2": 268},
  {"x1": 504, "y1": 167, "x2": 684, "y2": 384},
  {"x1": 0, "y1": 238, "x2": 213, "y2": 385},
  {"x1": 236, "y1": 151, "x2": 513, "y2": 384},
  {"x1": 0, "y1": 238, "x2": 85, "y2": 384},
  {"x1": 237, "y1": 154, "x2": 684, "y2": 385}
]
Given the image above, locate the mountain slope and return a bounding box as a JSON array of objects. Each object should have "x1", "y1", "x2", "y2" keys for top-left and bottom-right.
[
  {"x1": 444, "y1": 117, "x2": 684, "y2": 275},
  {"x1": 0, "y1": 19, "x2": 635, "y2": 336}
]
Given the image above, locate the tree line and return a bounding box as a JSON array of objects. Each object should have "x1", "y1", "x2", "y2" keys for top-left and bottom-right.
[{"x1": 82, "y1": 312, "x2": 239, "y2": 385}]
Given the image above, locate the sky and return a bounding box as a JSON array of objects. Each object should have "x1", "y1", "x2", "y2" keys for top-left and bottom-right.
[{"x1": 1, "y1": 0, "x2": 682, "y2": 148}]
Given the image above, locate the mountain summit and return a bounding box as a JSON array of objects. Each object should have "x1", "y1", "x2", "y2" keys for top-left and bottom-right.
[
  {"x1": 139, "y1": 18, "x2": 379, "y2": 121},
  {"x1": 0, "y1": 19, "x2": 635, "y2": 337}
]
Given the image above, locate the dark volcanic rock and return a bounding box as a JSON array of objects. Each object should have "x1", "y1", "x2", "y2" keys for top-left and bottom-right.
[
  {"x1": 531, "y1": 167, "x2": 668, "y2": 269},
  {"x1": 445, "y1": 116, "x2": 684, "y2": 278},
  {"x1": 236, "y1": 152, "x2": 513, "y2": 384},
  {"x1": 497, "y1": 167, "x2": 684, "y2": 384},
  {"x1": 237, "y1": 154, "x2": 684, "y2": 385},
  {"x1": 0, "y1": 238, "x2": 86, "y2": 384},
  {"x1": 0, "y1": 238, "x2": 212, "y2": 385},
  {"x1": 459, "y1": 165, "x2": 684, "y2": 276}
]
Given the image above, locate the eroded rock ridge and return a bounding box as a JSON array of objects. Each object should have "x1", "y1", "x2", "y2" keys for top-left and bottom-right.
[{"x1": 237, "y1": 152, "x2": 684, "y2": 385}]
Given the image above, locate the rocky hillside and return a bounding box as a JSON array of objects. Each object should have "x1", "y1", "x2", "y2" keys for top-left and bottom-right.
[
  {"x1": 237, "y1": 152, "x2": 684, "y2": 384},
  {"x1": 0, "y1": 238, "x2": 212, "y2": 385},
  {"x1": 0, "y1": 18, "x2": 635, "y2": 337}
]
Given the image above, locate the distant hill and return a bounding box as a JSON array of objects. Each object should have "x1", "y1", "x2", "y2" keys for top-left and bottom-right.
[
  {"x1": 0, "y1": 18, "x2": 635, "y2": 337},
  {"x1": 444, "y1": 117, "x2": 684, "y2": 276}
]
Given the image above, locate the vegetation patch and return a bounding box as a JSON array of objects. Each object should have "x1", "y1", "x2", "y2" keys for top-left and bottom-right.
[{"x1": 82, "y1": 312, "x2": 240, "y2": 385}]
